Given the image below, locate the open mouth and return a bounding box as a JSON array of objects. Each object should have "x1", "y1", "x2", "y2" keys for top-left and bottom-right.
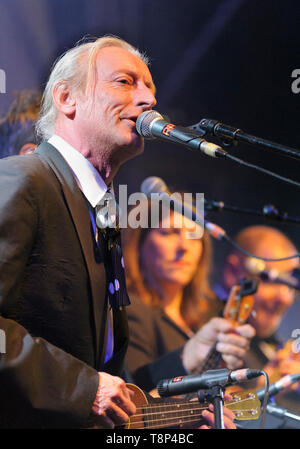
[{"x1": 122, "y1": 117, "x2": 138, "y2": 128}]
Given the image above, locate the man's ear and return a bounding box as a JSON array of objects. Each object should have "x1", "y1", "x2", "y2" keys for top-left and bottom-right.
[
  {"x1": 223, "y1": 253, "x2": 242, "y2": 287},
  {"x1": 52, "y1": 82, "x2": 76, "y2": 118},
  {"x1": 19, "y1": 143, "x2": 37, "y2": 155}
]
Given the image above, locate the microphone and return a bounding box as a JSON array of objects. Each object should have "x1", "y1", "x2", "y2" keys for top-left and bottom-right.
[
  {"x1": 141, "y1": 175, "x2": 173, "y2": 197},
  {"x1": 245, "y1": 258, "x2": 300, "y2": 291},
  {"x1": 140, "y1": 176, "x2": 226, "y2": 239},
  {"x1": 157, "y1": 368, "x2": 263, "y2": 397},
  {"x1": 140, "y1": 175, "x2": 203, "y2": 225},
  {"x1": 265, "y1": 403, "x2": 300, "y2": 424},
  {"x1": 191, "y1": 118, "x2": 300, "y2": 164},
  {"x1": 136, "y1": 110, "x2": 227, "y2": 158},
  {"x1": 256, "y1": 373, "x2": 300, "y2": 401}
]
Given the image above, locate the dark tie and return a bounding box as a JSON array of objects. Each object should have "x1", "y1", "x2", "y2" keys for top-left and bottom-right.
[{"x1": 94, "y1": 192, "x2": 131, "y2": 310}]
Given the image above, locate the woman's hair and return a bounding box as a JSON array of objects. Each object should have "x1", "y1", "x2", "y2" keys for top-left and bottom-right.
[
  {"x1": 36, "y1": 35, "x2": 148, "y2": 140},
  {"x1": 122, "y1": 198, "x2": 220, "y2": 331},
  {"x1": 0, "y1": 89, "x2": 42, "y2": 157}
]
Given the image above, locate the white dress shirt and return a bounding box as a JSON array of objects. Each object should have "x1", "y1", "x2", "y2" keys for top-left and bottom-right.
[{"x1": 48, "y1": 134, "x2": 108, "y2": 207}]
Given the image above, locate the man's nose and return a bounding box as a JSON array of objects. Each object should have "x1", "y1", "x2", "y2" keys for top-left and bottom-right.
[{"x1": 135, "y1": 84, "x2": 157, "y2": 110}]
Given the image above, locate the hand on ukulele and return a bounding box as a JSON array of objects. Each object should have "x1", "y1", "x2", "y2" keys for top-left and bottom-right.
[
  {"x1": 90, "y1": 372, "x2": 136, "y2": 428},
  {"x1": 182, "y1": 317, "x2": 256, "y2": 373},
  {"x1": 200, "y1": 393, "x2": 236, "y2": 429},
  {"x1": 257, "y1": 340, "x2": 300, "y2": 391}
]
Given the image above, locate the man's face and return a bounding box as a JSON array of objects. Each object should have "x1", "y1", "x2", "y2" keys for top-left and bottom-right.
[
  {"x1": 248, "y1": 255, "x2": 297, "y2": 338},
  {"x1": 224, "y1": 238, "x2": 298, "y2": 338},
  {"x1": 75, "y1": 46, "x2": 156, "y2": 166}
]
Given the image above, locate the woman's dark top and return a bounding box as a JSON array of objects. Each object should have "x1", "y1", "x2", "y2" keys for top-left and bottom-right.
[{"x1": 125, "y1": 293, "x2": 222, "y2": 391}]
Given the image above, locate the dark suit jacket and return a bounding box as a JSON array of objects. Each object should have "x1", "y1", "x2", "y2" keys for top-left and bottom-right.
[{"x1": 0, "y1": 142, "x2": 129, "y2": 428}]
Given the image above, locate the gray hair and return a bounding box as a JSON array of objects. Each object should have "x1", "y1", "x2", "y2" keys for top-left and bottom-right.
[{"x1": 36, "y1": 35, "x2": 149, "y2": 140}]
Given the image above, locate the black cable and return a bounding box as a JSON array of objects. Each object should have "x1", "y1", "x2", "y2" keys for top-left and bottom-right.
[
  {"x1": 223, "y1": 152, "x2": 300, "y2": 189},
  {"x1": 259, "y1": 371, "x2": 270, "y2": 430},
  {"x1": 223, "y1": 234, "x2": 300, "y2": 262}
]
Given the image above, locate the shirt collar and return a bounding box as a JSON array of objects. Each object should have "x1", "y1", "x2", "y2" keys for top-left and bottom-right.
[{"x1": 48, "y1": 134, "x2": 108, "y2": 207}]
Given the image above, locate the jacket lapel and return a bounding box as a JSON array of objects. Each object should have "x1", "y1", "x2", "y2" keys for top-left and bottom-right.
[{"x1": 35, "y1": 142, "x2": 106, "y2": 364}]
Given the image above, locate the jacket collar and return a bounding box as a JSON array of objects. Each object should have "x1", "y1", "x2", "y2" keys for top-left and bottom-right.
[{"x1": 35, "y1": 141, "x2": 106, "y2": 363}]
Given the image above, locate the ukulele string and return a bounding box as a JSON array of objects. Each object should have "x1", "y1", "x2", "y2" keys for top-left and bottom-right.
[
  {"x1": 133, "y1": 395, "x2": 255, "y2": 415},
  {"x1": 129, "y1": 416, "x2": 204, "y2": 429},
  {"x1": 132, "y1": 407, "x2": 256, "y2": 420},
  {"x1": 130, "y1": 408, "x2": 257, "y2": 428}
]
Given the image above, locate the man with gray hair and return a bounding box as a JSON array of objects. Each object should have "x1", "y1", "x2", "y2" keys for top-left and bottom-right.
[
  {"x1": 0, "y1": 35, "x2": 156, "y2": 428},
  {"x1": 0, "y1": 35, "x2": 246, "y2": 431}
]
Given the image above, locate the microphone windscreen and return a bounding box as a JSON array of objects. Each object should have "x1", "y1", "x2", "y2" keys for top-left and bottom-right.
[
  {"x1": 140, "y1": 176, "x2": 168, "y2": 197},
  {"x1": 156, "y1": 379, "x2": 168, "y2": 397},
  {"x1": 136, "y1": 110, "x2": 163, "y2": 138},
  {"x1": 245, "y1": 257, "x2": 265, "y2": 274},
  {"x1": 291, "y1": 373, "x2": 300, "y2": 383}
]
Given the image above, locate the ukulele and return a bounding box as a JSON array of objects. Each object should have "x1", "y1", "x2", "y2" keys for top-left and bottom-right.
[
  {"x1": 122, "y1": 278, "x2": 259, "y2": 429},
  {"x1": 197, "y1": 278, "x2": 257, "y2": 373},
  {"x1": 123, "y1": 383, "x2": 260, "y2": 429},
  {"x1": 89, "y1": 279, "x2": 260, "y2": 430}
]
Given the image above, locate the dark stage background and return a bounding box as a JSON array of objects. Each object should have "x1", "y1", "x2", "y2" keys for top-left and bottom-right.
[{"x1": 1, "y1": 0, "x2": 300, "y2": 339}]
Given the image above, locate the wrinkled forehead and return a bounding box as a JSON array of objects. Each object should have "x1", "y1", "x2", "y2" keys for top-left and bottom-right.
[
  {"x1": 260, "y1": 240, "x2": 297, "y2": 271},
  {"x1": 242, "y1": 239, "x2": 299, "y2": 274},
  {"x1": 93, "y1": 46, "x2": 155, "y2": 92}
]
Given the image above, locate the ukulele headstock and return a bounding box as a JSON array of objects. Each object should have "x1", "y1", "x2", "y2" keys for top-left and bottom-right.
[
  {"x1": 224, "y1": 278, "x2": 257, "y2": 325},
  {"x1": 226, "y1": 390, "x2": 261, "y2": 421}
]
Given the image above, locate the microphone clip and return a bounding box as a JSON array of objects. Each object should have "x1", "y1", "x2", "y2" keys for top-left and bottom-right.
[{"x1": 190, "y1": 119, "x2": 240, "y2": 149}]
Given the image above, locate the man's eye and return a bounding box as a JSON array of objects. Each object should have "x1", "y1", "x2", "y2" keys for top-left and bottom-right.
[{"x1": 118, "y1": 79, "x2": 131, "y2": 85}]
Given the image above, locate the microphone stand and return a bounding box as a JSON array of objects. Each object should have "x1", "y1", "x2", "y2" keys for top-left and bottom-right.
[
  {"x1": 191, "y1": 119, "x2": 300, "y2": 161},
  {"x1": 208, "y1": 385, "x2": 225, "y2": 429},
  {"x1": 198, "y1": 385, "x2": 226, "y2": 429},
  {"x1": 204, "y1": 198, "x2": 300, "y2": 226}
]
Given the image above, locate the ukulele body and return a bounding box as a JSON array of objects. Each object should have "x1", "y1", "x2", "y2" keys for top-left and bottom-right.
[{"x1": 124, "y1": 384, "x2": 260, "y2": 429}]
